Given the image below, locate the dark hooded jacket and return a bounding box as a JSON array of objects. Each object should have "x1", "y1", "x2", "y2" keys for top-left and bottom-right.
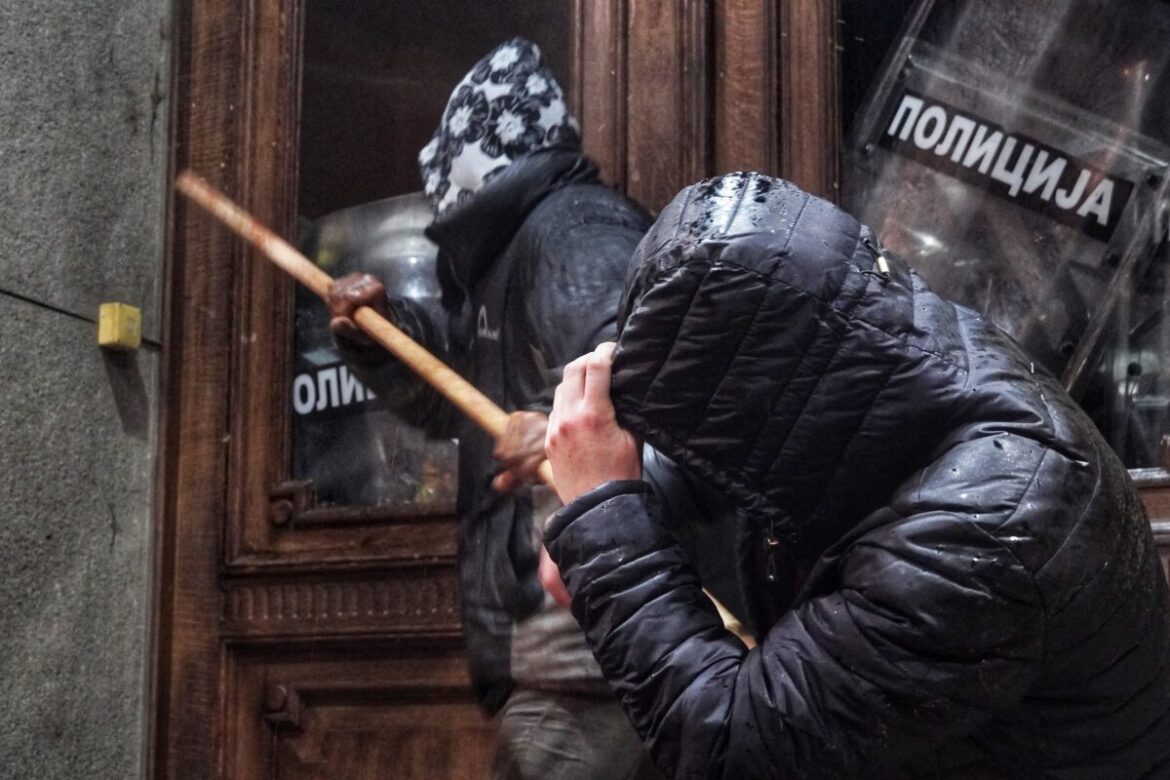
[
  {"x1": 344, "y1": 147, "x2": 651, "y2": 712},
  {"x1": 544, "y1": 173, "x2": 1170, "y2": 778}
]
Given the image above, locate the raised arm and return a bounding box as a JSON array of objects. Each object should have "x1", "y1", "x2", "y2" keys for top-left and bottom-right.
[
  {"x1": 544, "y1": 346, "x2": 1046, "y2": 778},
  {"x1": 329, "y1": 272, "x2": 466, "y2": 439}
]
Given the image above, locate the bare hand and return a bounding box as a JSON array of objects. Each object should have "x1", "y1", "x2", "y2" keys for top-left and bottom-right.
[
  {"x1": 539, "y1": 546, "x2": 571, "y2": 606},
  {"x1": 491, "y1": 411, "x2": 550, "y2": 493},
  {"x1": 544, "y1": 342, "x2": 641, "y2": 505},
  {"x1": 328, "y1": 273, "x2": 388, "y2": 345}
]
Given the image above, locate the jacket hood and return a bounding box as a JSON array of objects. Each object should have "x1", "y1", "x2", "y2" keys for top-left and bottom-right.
[
  {"x1": 419, "y1": 37, "x2": 581, "y2": 216},
  {"x1": 425, "y1": 147, "x2": 600, "y2": 293},
  {"x1": 611, "y1": 172, "x2": 972, "y2": 555}
]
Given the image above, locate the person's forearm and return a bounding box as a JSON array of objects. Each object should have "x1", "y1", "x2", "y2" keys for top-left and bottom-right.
[
  {"x1": 545, "y1": 483, "x2": 748, "y2": 778},
  {"x1": 335, "y1": 295, "x2": 463, "y2": 439}
]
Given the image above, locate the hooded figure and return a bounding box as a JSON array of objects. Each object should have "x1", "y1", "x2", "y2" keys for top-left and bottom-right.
[
  {"x1": 331, "y1": 38, "x2": 660, "y2": 779},
  {"x1": 419, "y1": 37, "x2": 582, "y2": 217},
  {"x1": 544, "y1": 172, "x2": 1170, "y2": 778}
]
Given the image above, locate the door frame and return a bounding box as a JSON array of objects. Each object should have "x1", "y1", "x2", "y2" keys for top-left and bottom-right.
[{"x1": 148, "y1": 0, "x2": 1167, "y2": 775}]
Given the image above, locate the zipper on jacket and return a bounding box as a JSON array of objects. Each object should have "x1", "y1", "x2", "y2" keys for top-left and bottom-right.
[
  {"x1": 861, "y1": 236, "x2": 892, "y2": 283},
  {"x1": 765, "y1": 518, "x2": 782, "y2": 582}
]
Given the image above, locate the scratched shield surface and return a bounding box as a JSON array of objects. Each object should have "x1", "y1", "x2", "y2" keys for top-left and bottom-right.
[
  {"x1": 844, "y1": 0, "x2": 1170, "y2": 465},
  {"x1": 291, "y1": 193, "x2": 458, "y2": 510}
]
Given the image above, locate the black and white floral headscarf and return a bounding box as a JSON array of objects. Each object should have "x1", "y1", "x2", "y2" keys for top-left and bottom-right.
[{"x1": 418, "y1": 38, "x2": 581, "y2": 215}]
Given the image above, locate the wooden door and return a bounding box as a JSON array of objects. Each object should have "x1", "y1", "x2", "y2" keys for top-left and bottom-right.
[
  {"x1": 150, "y1": 2, "x2": 1167, "y2": 778},
  {"x1": 152, "y1": 2, "x2": 570, "y2": 778},
  {"x1": 165, "y1": 3, "x2": 1162, "y2": 780},
  {"x1": 576, "y1": 0, "x2": 840, "y2": 212}
]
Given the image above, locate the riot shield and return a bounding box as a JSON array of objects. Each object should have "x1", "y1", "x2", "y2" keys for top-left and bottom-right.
[
  {"x1": 845, "y1": 0, "x2": 1170, "y2": 466},
  {"x1": 291, "y1": 193, "x2": 458, "y2": 509}
]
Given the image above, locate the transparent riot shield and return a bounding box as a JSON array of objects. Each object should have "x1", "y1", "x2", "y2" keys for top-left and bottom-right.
[
  {"x1": 291, "y1": 193, "x2": 458, "y2": 509},
  {"x1": 844, "y1": 0, "x2": 1170, "y2": 467}
]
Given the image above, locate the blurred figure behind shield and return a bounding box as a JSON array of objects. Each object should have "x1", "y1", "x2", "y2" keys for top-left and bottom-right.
[{"x1": 329, "y1": 38, "x2": 660, "y2": 779}]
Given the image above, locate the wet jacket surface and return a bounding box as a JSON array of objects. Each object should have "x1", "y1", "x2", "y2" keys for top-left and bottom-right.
[
  {"x1": 544, "y1": 173, "x2": 1170, "y2": 778},
  {"x1": 345, "y1": 147, "x2": 651, "y2": 712}
]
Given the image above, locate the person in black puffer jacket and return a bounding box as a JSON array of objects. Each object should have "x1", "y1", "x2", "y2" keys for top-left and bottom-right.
[
  {"x1": 543, "y1": 172, "x2": 1170, "y2": 779},
  {"x1": 329, "y1": 38, "x2": 662, "y2": 780}
]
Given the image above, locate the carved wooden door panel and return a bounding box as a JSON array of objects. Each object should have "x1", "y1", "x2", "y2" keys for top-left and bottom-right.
[
  {"x1": 577, "y1": 0, "x2": 841, "y2": 213},
  {"x1": 154, "y1": 2, "x2": 570, "y2": 778},
  {"x1": 152, "y1": 1, "x2": 852, "y2": 778}
]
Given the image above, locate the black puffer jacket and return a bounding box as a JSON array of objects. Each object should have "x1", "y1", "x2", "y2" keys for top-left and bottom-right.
[
  {"x1": 344, "y1": 147, "x2": 651, "y2": 712},
  {"x1": 545, "y1": 173, "x2": 1170, "y2": 778}
]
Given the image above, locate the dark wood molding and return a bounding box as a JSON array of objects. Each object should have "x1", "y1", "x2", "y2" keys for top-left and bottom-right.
[
  {"x1": 714, "y1": 0, "x2": 779, "y2": 175},
  {"x1": 625, "y1": 0, "x2": 713, "y2": 211},
  {"x1": 267, "y1": 479, "x2": 455, "y2": 530},
  {"x1": 228, "y1": 644, "x2": 494, "y2": 778},
  {"x1": 151, "y1": 0, "x2": 256, "y2": 774},
  {"x1": 225, "y1": 0, "x2": 305, "y2": 562},
  {"x1": 574, "y1": 0, "x2": 629, "y2": 190},
  {"x1": 222, "y1": 567, "x2": 461, "y2": 639},
  {"x1": 268, "y1": 479, "x2": 316, "y2": 527},
  {"x1": 227, "y1": 514, "x2": 458, "y2": 570},
  {"x1": 777, "y1": 0, "x2": 841, "y2": 200},
  {"x1": 151, "y1": 0, "x2": 470, "y2": 775},
  {"x1": 262, "y1": 684, "x2": 308, "y2": 733}
]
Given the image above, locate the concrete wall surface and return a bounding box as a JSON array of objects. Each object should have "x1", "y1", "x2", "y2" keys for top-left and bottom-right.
[{"x1": 0, "y1": 1, "x2": 171, "y2": 777}]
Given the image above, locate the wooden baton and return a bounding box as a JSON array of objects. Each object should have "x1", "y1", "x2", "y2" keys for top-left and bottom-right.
[
  {"x1": 175, "y1": 170, "x2": 556, "y2": 487},
  {"x1": 175, "y1": 171, "x2": 754, "y2": 643}
]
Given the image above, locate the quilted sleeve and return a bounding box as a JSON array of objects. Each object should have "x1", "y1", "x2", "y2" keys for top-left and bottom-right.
[{"x1": 545, "y1": 477, "x2": 1046, "y2": 779}]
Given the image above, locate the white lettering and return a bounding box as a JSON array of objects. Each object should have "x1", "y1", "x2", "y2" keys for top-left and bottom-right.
[
  {"x1": 961, "y1": 126, "x2": 1004, "y2": 175},
  {"x1": 339, "y1": 365, "x2": 365, "y2": 405},
  {"x1": 293, "y1": 375, "x2": 315, "y2": 415},
  {"x1": 990, "y1": 139, "x2": 1035, "y2": 197},
  {"x1": 1022, "y1": 151, "x2": 1067, "y2": 202},
  {"x1": 1055, "y1": 169, "x2": 1091, "y2": 210},
  {"x1": 476, "y1": 305, "x2": 500, "y2": 341},
  {"x1": 315, "y1": 367, "x2": 340, "y2": 411},
  {"x1": 887, "y1": 94, "x2": 925, "y2": 141},
  {"x1": 912, "y1": 106, "x2": 947, "y2": 150},
  {"x1": 935, "y1": 115, "x2": 976, "y2": 162},
  {"x1": 1076, "y1": 179, "x2": 1115, "y2": 226}
]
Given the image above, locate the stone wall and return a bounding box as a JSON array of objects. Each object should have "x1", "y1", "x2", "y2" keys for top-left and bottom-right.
[{"x1": 0, "y1": 1, "x2": 171, "y2": 776}]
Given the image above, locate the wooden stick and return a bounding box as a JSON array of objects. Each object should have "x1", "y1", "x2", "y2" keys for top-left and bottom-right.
[
  {"x1": 176, "y1": 171, "x2": 756, "y2": 642},
  {"x1": 175, "y1": 170, "x2": 555, "y2": 487}
]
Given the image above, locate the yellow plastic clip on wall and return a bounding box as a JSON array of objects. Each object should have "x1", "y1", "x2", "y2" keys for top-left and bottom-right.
[{"x1": 98, "y1": 302, "x2": 142, "y2": 351}]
